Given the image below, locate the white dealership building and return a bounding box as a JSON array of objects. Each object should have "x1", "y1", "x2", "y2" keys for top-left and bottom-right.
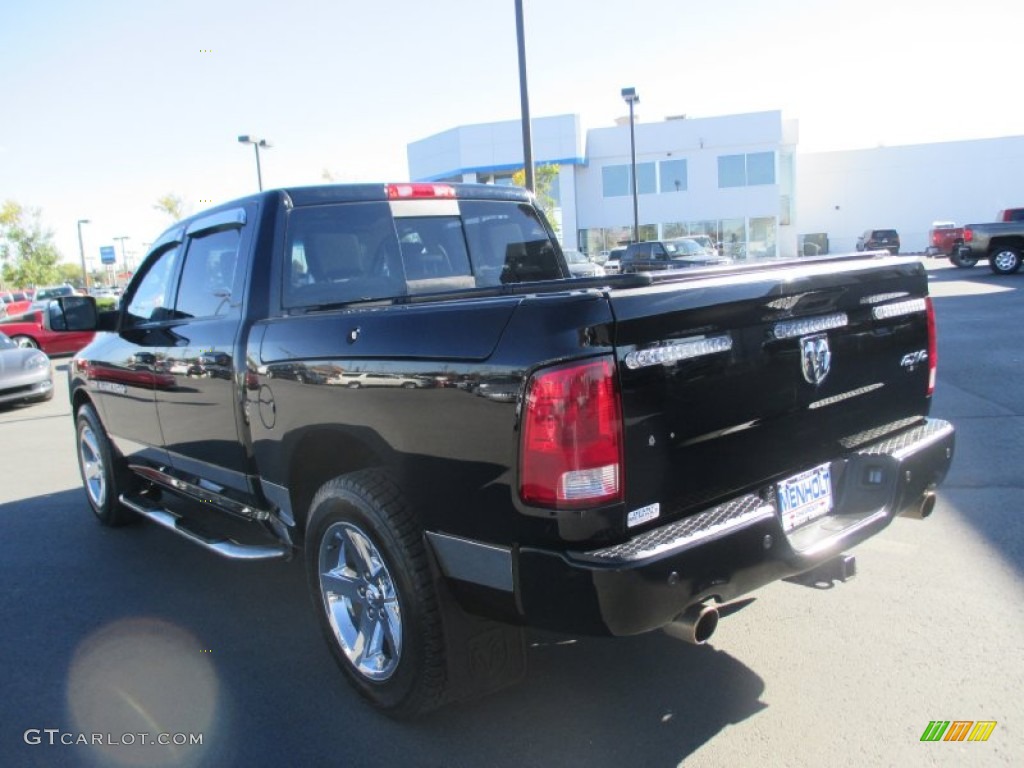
[{"x1": 407, "y1": 112, "x2": 1024, "y2": 258}]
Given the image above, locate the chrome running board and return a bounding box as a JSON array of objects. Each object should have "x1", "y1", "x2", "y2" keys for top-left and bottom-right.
[{"x1": 119, "y1": 494, "x2": 289, "y2": 561}]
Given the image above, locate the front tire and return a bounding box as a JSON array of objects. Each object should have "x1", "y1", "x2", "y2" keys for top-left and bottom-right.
[
  {"x1": 11, "y1": 335, "x2": 38, "y2": 349},
  {"x1": 75, "y1": 404, "x2": 137, "y2": 526},
  {"x1": 989, "y1": 246, "x2": 1022, "y2": 275},
  {"x1": 306, "y1": 469, "x2": 446, "y2": 717}
]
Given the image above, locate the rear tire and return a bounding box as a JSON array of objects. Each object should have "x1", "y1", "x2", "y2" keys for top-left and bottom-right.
[
  {"x1": 949, "y1": 252, "x2": 977, "y2": 268},
  {"x1": 306, "y1": 469, "x2": 446, "y2": 718},
  {"x1": 75, "y1": 404, "x2": 137, "y2": 526},
  {"x1": 989, "y1": 246, "x2": 1022, "y2": 275},
  {"x1": 11, "y1": 335, "x2": 38, "y2": 349}
]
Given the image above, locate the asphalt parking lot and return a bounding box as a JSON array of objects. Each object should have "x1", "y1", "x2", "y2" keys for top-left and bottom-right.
[{"x1": 0, "y1": 259, "x2": 1021, "y2": 767}]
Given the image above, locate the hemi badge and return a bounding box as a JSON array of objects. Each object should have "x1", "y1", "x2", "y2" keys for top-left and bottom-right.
[{"x1": 627, "y1": 502, "x2": 660, "y2": 528}]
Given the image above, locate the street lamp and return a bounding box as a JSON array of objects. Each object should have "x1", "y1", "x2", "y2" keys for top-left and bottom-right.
[
  {"x1": 113, "y1": 236, "x2": 130, "y2": 278},
  {"x1": 621, "y1": 87, "x2": 640, "y2": 243},
  {"x1": 514, "y1": 0, "x2": 534, "y2": 192},
  {"x1": 237, "y1": 135, "x2": 271, "y2": 191},
  {"x1": 76, "y1": 219, "x2": 90, "y2": 293}
]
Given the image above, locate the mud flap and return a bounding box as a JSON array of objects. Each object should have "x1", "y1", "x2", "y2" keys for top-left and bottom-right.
[{"x1": 433, "y1": 573, "x2": 527, "y2": 705}]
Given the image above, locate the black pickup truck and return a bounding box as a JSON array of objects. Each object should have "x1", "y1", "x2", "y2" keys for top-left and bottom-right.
[{"x1": 56, "y1": 183, "x2": 954, "y2": 717}]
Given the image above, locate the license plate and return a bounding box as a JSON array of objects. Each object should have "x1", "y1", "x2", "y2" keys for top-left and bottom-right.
[{"x1": 777, "y1": 463, "x2": 834, "y2": 532}]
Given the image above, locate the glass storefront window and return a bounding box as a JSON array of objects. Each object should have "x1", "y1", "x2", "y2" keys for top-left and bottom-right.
[
  {"x1": 720, "y1": 218, "x2": 746, "y2": 258},
  {"x1": 663, "y1": 222, "x2": 687, "y2": 238},
  {"x1": 749, "y1": 217, "x2": 777, "y2": 258},
  {"x1": 689, "y1": 221, "x2": 720, "y2": 242},
  {"x1": 579, "y1": 227, "x2": 635, "y2": 254},
  {"x1": 607, "y1": 226, "x2": 633, "y2": 248}
]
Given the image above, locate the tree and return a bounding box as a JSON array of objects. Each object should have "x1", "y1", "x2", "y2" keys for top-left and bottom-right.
[
  {"x1": 154, "y1": 193, "x2": 187, "y2": 221},
  {"x1": 0, "y1": 200, "x2": 64, "y2": 288},
  {"x1": 512, "y1": 164, "x2": 560, "y2": 233},
  {"x1": 57, "y1": 262, "x2": 88, "y2": 287}
]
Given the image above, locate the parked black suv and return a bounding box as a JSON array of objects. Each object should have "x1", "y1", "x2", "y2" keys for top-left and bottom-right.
[
  {"x1": 621, "y1": 238, "x2": 730, "y2": 273},
  {"x1": 856, "y1": 229, "x2": 900, "y2": 255}
]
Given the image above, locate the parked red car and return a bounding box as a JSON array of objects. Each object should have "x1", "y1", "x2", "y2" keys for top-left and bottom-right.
[
  {"x1": 2, "y1": 300, "x2": 33, "y2": 317},
  {"x1": 926, "y1": 221, "x2": 964, "y2": 259},
  {"x1": 0, "y1": 304, "x2": 94, "y2": 355}
]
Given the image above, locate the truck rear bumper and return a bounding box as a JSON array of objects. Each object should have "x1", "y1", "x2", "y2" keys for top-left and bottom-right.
[{"x1": 513, "y1": 418, "x2": 955, "y2": 636}]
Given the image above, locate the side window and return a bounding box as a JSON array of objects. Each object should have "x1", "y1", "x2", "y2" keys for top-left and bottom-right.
[
  {"x1": 175, "y1": 228, "x2": 242, "y2": 319},
  {"x1": 125, "y1": 245, "x2": 181, "y2": 324},
  {"x1": 48, "y1": 301, "x2": 66, "y2": 330},
  {"x1": 651, "y1": 243, "x2": 667, "y2": 259}
]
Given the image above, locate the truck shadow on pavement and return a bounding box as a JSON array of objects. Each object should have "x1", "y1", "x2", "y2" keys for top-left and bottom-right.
[
  {"x1": 1, "y1": 487, "x2": 768, "y2": 768},
  {"x1": 426, "y1": 628, "x2": 768, "y2": 768},
  {"x1": 928, "y1": 267, "x2": 1024, "y2": 579}
]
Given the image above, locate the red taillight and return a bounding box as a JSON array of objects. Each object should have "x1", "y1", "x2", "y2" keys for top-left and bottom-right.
[
  {"x1": 520, "y1": 357, "x2": 623, "y2": 509},
  {"x1": 926, "y1": 297, "x2": 937, "y2": 397},
  {"x1": 963, "y1": 228, "x2": 973, "y2": 242},
  {"x1": 386, "y1": 183, "x2": 456, "y2": 200}
]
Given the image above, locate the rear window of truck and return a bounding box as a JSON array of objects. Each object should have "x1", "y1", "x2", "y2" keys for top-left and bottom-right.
[{"x1": 283, "y1": 200, "x2": 564, "y2": 309}]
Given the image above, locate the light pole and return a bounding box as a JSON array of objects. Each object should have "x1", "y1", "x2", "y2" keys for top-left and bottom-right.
[
  {"x1": 238, "y1": 135, "x2": 271, "y2": 191},
  {"x1": 514, "y1": 0, "x2": 534, "y2": 192},
  {"x1": 113, "y1": 236, "x2": 130, "y2": 280},
  {"x1": 76, "y1": 219, "x2": 90, "y2": 292},
  {"x1": 621, "y1": 87, "x2": 640, "y2": 243}
]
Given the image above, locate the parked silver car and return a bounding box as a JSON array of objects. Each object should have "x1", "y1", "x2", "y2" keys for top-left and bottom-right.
[
  {"x1": 563, "y1": 250, "x2": 606, "y2": 278},
  {"x1": 0, "y1": 331, "x2": 53, "y2": 406}
]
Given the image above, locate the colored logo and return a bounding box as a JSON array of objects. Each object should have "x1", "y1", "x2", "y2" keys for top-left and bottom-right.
[
  {"x1": 920, "y1": 721, "x2": 997, "y2": 742},
  {"x1": 800, "y1": 334, "x2": 831, "y2": 385}
]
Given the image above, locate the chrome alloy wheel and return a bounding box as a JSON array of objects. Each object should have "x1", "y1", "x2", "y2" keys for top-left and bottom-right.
[
  {"x1": 318, "y1": 521, "x2": 402, "y2": 681},
  {"x1": 78, "y1": 423, "x2": 108, "y2": 509},
  {"x1": 992, "y1": 249, "x2": 1019, "y2": 273}
]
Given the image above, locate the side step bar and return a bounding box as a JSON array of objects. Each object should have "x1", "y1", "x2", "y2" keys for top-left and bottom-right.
[{"x1": 119, "y1": 494, "x2": 289, "y2": 561}]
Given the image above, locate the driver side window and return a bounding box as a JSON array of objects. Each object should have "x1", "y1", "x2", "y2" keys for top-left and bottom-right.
[{"x1": 125, "y1": 245, "x2": 181, "y2": 324}]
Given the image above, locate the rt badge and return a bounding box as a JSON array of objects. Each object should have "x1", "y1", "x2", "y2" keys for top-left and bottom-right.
[{"x1": 800, "y1": 334, "x2": 831, "y2": 385}]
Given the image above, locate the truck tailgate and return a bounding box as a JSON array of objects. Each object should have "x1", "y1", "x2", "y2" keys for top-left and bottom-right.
[{"x1": 609, "y1": 255, "x2": 934, "y2": 524}]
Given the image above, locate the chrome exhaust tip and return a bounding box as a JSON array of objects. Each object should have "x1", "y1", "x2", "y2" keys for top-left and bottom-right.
[
  {"x1": 901, "y1": 490, "x2": 937, "y2": 520},
  {"x1": 663, "y1": 603, "x2": 719, "y2": 645}
]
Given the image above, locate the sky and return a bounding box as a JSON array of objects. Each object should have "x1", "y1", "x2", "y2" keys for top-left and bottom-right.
[{"x1": 1, "y1": 0, "x2": 1020, "y2": 274}]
